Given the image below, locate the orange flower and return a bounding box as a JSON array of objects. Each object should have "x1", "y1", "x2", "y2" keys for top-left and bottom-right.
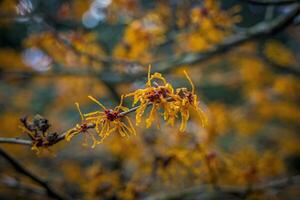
[
  {"x1": 65, "y1": 103, "x2": 99, "y2": 148},
  {"x1": 172, "y1": 71, "x2": 207, "y2": 132},
  {"x1": 84, "y1": 95, "x2": 136, "y2": 143},
  {"x1": 126, "y1": 66, "x2": 207, "y2": 131},
  {"x1": 126, "y1": 65, "x2": 175, "y2": 128}
]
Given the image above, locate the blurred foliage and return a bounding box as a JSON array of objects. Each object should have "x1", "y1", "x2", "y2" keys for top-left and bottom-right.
[{"x1": 0, "y1": 0, "x2": 300, "y2": 200}]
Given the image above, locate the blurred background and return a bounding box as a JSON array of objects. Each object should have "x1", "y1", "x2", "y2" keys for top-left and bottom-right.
[{"x1": 0, "y1": 0, "x2": 300, "y2": 199}]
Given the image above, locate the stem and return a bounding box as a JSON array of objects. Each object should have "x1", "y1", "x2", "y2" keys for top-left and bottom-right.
[
  {"x1": 0, "y1": 137, "x2": 32, "y2": 146},
  {"x1": 2, "y1": 4, "x2": 300, "y2": 83},
  {"x1": 0, "y1": 148, "x2": 70, "y2": 200},
  {"x1": 0, "y1": 101, "x2": 148, "y2": 146},
  {"x1": 144, "y1": 175, "x2": 300, "y2": 200},
  {"x1": 245, "y1": 0, "x2": 297, "y2": 5}
]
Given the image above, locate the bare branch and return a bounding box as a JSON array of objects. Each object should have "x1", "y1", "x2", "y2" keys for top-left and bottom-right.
[
  {"x1": 1, "y1": 176, "x2": 46, "y2": 196},
  {"x1": 244, "y1": 0, "x2": 298, "y2": 5},
  {"x1": 0, "y1": 99, "x2": 155, "y2": 146},
  {"x1": 0, "y1": 148, "x2": 70, "y2": 200},
  {"x1": 144, "y1": 175, "x2": 300, "y2": 200},
  {"x1": 148, "y1": 4, "x2": 300, "y2": 75},
  {"x1": 0, "y1": 137, "x2": 32, "y2": 146},
  {"x1": 3, "y1": 4, "x2": 299, "y2": 83}
]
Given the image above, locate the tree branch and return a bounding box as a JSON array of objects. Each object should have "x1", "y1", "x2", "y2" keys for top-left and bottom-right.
[
  {"x1": 148, "y1": 3, "x2": 300, "y2": 75},
  {"x1": 1, "y1": 3, "x2": 299, "y2": 88},
  {"x1": 1, "y1": 176, "x2": 46, "y2": 196},
  {"x1": 0, "y1": 137, "x2": 32, "y2": 146},
  {"x1": 144, "y1": 175, "x2": 300, "y2": 200},
  {"x1": 0, "y1": 99, "x2": 153, "y2": 146},
  {"x1": 232, "y1": 49, "x2": 300, "y2": 76},
  {"x1": 3, "y1": 4, "x2": 299, "y2": 83},
  {"x1": 0, "y1": 147, "x2": 69, "y2": 200},
  {"x1": 244, "y1": 0, "x2": 298, "y2": 5}
]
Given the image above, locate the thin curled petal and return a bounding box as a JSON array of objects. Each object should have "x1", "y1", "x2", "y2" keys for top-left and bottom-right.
[
  {"x1": 75, "y1": 102, "x2": 84, "y2": 121},
  {"x1": 146, "y1": 104, "x2": 158, "y2": 128},
  {"x1": 88, "y1": 95, "x2": 106, "y2": 110},
  {"x1": 84, "y1": 111, "x2": 103, "y2": 117},
  {"x1": 65, "y1": 129, "x2": 78, "y2": 141},
  {"x1": 183, "y1": 70, "x2": 195, "y2": 93},
  {"x1": 125, "y1": 116, "x2": 136, "y2": 135}
]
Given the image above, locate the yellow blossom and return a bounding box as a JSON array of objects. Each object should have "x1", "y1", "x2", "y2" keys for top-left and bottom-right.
[
  {"x1": 126, "y1": 65, "x2": 175, "y2": 128},
  {"x1": 264, "y1": 40, "x2": 296, "y2": 66},
  {"x1": 65, "y1": 103, "x2": 99, "y2": 148},
  {"x1": 84, "y1": 95, "x2": 136, "y2": 143},
  {"x1": 172, "y1": 71, "x2": 208, "y2": 132}
]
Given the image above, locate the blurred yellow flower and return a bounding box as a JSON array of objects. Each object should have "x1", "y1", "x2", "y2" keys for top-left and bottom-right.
[{"x1": 264, "y1": 40, "x2": 296, "y2": 67}]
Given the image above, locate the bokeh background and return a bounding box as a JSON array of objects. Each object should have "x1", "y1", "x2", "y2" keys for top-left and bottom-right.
[{"x1": 0, "y1": 0, "x2": 300, "y2": 199}]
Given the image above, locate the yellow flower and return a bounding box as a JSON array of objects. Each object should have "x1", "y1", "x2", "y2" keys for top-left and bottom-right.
[
  {"x1": 264, "y1": 40, "x2": 296, "y2": 66},
  {"x1": 65, "y1": 103, "x2": 99, "y2": 148},
  {"x1": 173, "y1": 71, "x2": 207, "y2": 132},
  {"x1": 84, "y1": 95, "x2": 136, "y2": 143},
  {"x1": 126, "y1": 66, "x2": 207, "y2": 131},
  {"x1": 126, "y1": 65, "x2": 175, "y2": 128}
]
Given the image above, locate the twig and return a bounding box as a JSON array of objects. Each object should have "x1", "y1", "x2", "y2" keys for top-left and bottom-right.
[
  {"x1": 232, "y1": 49, "x2": 300, "y2": 76},
  {"x1": 1, "y1": 176, "x2": 46, "y2": 196},
  {"x1": 0, "y1": 99, "x2": 152, "y2": 146},
  {"x1": 1, "y1": 4, "x2": 300, "y2": 144},
  {"x1": 257, "y1": 40, "x2": 300, "y2": 75},
  {"x1": 0, "y1": 137, "x2": 32, "y2": 146},
  {"x1": 32, "y1": 15, "x2": 138, "y2": 66},
  {"x1": 143, "y1": 175, "x2": 300, "y2": 200},
  {"x1": 148, "y1": 3, "x2": 300, "y2": 75},
  {"x1": 3, "y1": 4, "x2": 299, "y2": 83},
  {"x1": 0, "y1": 96, "x2": 171, "y2": 147},
  {"x1": 102, "y1": 80, "x2": 121, "y2": 103},
  {"x1": 244, "y1": 0, "x2": 298, "y2": 5},
  {"x1": 0, "y1": 147, "x2": 69, "y2": 200}
]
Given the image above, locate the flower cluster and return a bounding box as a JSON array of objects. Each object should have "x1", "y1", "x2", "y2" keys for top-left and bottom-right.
[
  {"x1": 127, "y1": 66, "x2": 207, "y2": 131},
  {"x1": 63, "y1": 66, "x2": 207, "y2": 147},
  {"x1": 85, "y1": 95, "x2": 136, "y2": 142},
  {"x1": 126, "y1": 66, "x2": 175, "y2": 128},
  {"x1": 65, "y1": 96, "x2": 136, "y2": 148},
  {"x1": 20, "y1": 66, "x2": 207, "y2": 149},
  {"x1": 177, "y1": 0, "x2": 241, "y2": 52}
]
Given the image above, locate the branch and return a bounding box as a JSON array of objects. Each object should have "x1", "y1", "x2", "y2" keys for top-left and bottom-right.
[
  {"x1": 31, "y1": 15, "x2": 137, "y2": 66},
  {"x1": 0, "y1": 137, "x2": 32, "y2": 146},
  {"x1": 232, "y1": 49, "x2": 300, "y2": 76},
  {"x1": 144, "y1": 175, "x2": 300, "y2": 200},
  {"x1": 124, "y1": 4, "x2": 300, "y2": 79},
  {"x1": 102, "y1": 79, "x2": 121, "y2": 103},
  {"x1": 0, "y1": 147, "x2": 69, "y2": 200},
  {"x1": 1, "y1": 69, "x2": 127, "y2": 86},
  {"x1": 5, "y1": 4, "x2": 299, "y2": 83},
  {"x1": 0, "y1": 99, "x2": 151, "y2": 146},
  {"x1": 148, "y1": 4, "x2": 300, "y2": 74},
  {"x1": 1, "y1": 12, "x2": 133, "y2": 66},
  {"x1": 1, "y1": 176, "x2": 46, "y2": 196},
  {"x1": 1, "y1": 4, "x2": 299, "y2": 85},
  {"x1": 244, "y1": 0, "x2": 298, "y2": 5},
  {"x1": 257, "y1": 41, "x2": 300, "y2": 76}
]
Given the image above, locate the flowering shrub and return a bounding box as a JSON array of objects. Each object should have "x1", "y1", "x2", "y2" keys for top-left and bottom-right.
[
  {"x1": 20, "y1": 66, "x2": 207, "y2": 151},
  {"x1": 0, "y1": 0, "x2": 299, "y2": 200}
]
